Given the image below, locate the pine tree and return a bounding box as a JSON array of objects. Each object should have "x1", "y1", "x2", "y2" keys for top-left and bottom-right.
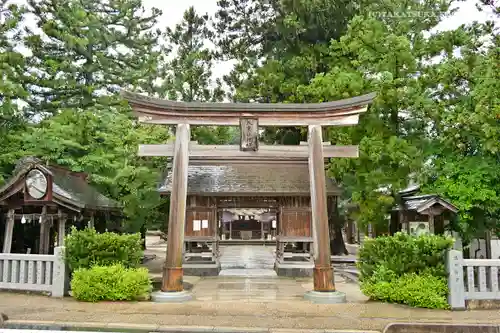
[
  {"x1": 159, "y1": 6, "x2": 232, "y2": 144},
  {"x1": 24, "y1": 0, "x2": 162, "y2": 115},
  {"x1": 0, "y1": 0, "x2": 29, "y2": 182}
]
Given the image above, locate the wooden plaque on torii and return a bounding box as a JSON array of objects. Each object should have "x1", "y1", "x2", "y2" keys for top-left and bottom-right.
[{"x1": 122, "y1": 90, "x2": 376, "y2": 293}]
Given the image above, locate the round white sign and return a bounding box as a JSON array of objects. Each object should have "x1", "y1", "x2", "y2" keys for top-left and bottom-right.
[{"x1": 26, "y1": 169, "x2": 48, "y2": 199}]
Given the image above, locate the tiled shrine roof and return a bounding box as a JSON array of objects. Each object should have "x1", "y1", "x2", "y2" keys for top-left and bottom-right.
[
  {"x1": 0, "y1": 156, "x2": 121, "y2": 212},
  {"x1": 160, "y1": 163, "x2": 340, "y2": 196}
]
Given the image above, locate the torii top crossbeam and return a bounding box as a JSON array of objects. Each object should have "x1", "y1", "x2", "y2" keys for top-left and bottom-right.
[{"x1": 121, "y1": 91, "x2": 376, "y2": 126}]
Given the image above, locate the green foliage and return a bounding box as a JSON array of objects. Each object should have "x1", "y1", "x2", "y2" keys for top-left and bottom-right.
[
  {"x1": 423, "y1": 154, "x2": 500, "y2": 241},
  {"x1": 420, "y1": 17, "x2": 500, "y2": 240},
  {"x1": 156, "y1": 6, "x2": 232, "y2": 145},
  {"x1": 358, "y1": 232, "x2": 454, "y2": 280},
  {"x1": 158, "y1": 7, "x2": 223, "y2": 103},
  {"x1": 0, "y1": 0, "x2": 30, "y2": 184},
  {"x1": 361, "y1": 270, "x2": 450, "y2": 309},
  {"x1": 1, "y1": 0, "x2": 169, "y2": 233},
  {"x1": 22, "y1": 108, "x2": 169, "y2": 232},
  {"x1": 65, "y1": 227, "x2": 143, "y2": 271},
  {"x1": 24, "y1": 0, "x2": 162, "y2": 114},
  {"x1": 358, "y1": 233, "x2": 454, "y2": 309},
  {"x1": 1, "y1": 0, "x2": 499, "y2": 252},
  {"x1": 71, "y1": 264, "x2": 152, "y2": 302}
]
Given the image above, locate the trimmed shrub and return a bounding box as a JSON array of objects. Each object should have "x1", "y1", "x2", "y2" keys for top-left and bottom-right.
[
  {"x1": 71, "y1": 264, "x2": 152, "y2": 302},
  {"x1": 361, "y1": 270, "x2": 450, "y2": 309},
  {"x1": 65, "y1": 227, "x2": 143, "y2": 271},
  {"x1": 358, "y1": 232, "x2": 454, "y2": 280},
  {"x1": 358, "y1": 232, "x2": 454, "y2": 309}
]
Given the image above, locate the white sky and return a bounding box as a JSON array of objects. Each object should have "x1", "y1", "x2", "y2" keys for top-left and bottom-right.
[
  {"x1": 143, "y1": 0, "x2": 496, "y2": 78},
  {"x1": 9, "y1": 0, "x2": 497, "y2": 80},
  {"x1": 144, "y1": 0, "x2": 495, "y2": 31}
]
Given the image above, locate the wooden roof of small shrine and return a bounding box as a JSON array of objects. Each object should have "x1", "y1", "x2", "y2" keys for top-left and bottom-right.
[
  {"x1": 395, "y1": 194, "x2": 458, "y2": 214},
  {"x1": 159, "y1": 163, "x2": 340, "y2": 196},
  {"x1": 393, "y1": 185, "x2": 458, "y2": 214},
  {"x1": 0, "y1": 157, "x2": 121, "y2": 212}
]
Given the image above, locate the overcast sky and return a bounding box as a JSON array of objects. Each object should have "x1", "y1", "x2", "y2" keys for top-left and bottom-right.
[
  {"x1": 143, "y1": 0, "x2": 494, "y2": 31},
  {"x1": 142, "y1": 0, "x2": 494, "y2": 78},
  {"x1": 10, "y1": 0, "x2": 496, "y2": 79}
]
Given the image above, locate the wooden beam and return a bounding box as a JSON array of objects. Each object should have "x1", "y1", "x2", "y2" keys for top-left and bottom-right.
[
  {"x1": 163, "y1": 123, "x2": 190, "y2": 292},
  {"x1": 58, "y1": 209, "x2": 66, "y2": 247},
  {"x1": 308, "y1": 125, "x2": 335, "y2": 292},
  {"x1": 136, "y1": 112, "x2": 361, "y2": 126},
  {"x1": 187, "y1": 159, "x2": 312, "y2": 165},
  {"x1": 122, "y1": 90, "x2": 376, "y2": 113},
  {"x1": 2, "y1": 209, "x2": 14, "y2": 253},
  {"x1": 88, "y1": 213, "x2": 95, "y2": 229},
  {"x1": 138, "y1": 144, "x2": 358, "y2": 158},
  {"x1": 39, "y1": 206, "x2": 50, "y2": 255}
]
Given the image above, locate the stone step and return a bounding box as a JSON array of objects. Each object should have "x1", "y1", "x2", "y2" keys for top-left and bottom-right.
[{"x1": 219, "y1": 269, "x2": 278, "y2": 277}]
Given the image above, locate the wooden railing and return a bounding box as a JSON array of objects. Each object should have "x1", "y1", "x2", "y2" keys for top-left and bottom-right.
[
  {"x1": 447, "y1": 249, "x2": 500, "y2": 309},
  {"x1": 0, "y1": 247, "x2": 66, "y2": 297}
]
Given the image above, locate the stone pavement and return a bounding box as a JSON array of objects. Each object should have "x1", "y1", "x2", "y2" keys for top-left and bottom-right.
[
  {"x1": 3, "y1": 240, "x2": 496, "y2": 332},
  {"x1": 1, "y1": 284, "x2": 500, "y2": 332},
  {"x1": 218, "y1": 245, "x2": 277, "y2": 277}
]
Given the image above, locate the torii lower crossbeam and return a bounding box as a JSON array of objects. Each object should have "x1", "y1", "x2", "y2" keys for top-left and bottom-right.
[{"x1": 138, "y1": 143, "x2": 359, "y2": 160}]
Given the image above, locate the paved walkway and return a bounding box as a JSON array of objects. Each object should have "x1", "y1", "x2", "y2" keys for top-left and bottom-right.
[
  {"x1": 1, "y1": 292, "x2": 500, "y2": 331},
  {"x1": 4, "y1": 238, "x2": 490, "y2": 331},
  {"x1": 219, "y1": 245, "x2": 277, "y2": 277},
  {"x1": 1, "y1": 276, "x2": 500, "y2": 332}
]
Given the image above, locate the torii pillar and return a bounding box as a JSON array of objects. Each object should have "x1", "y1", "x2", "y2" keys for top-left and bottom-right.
[
  {"x1": 151, "y1": 123, "x2": 193, "y2": 302},
  {"x1": 304, "y1": 125, "x2": 346, "y2": 303}
]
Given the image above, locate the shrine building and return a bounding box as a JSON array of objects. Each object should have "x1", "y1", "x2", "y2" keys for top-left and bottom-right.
[{"x1": 0, "y1": 157, "x2": 122, "y2": 255}]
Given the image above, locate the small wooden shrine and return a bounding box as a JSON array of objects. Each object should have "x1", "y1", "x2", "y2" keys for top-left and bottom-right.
[
  {"x1": 0, "y1": 157, "x2": 122, "y2": 254},
  {"x1": 159, "y1": 162, "x2": 341, "y2": 276},
  {"x1": 391, "y1": 184, "x2": 458, "y2": 236},
  {"x1": 122, "y1": 90, "x2": 375, "y2": 299}
]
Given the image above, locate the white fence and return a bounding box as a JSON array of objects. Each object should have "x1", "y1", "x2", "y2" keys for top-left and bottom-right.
[
  {"x1": 447, "y1": 249, "x2": 500, "y2": 309},
  {"x1": 0, "y1": 246, "x2": 66, "y2": 297}
]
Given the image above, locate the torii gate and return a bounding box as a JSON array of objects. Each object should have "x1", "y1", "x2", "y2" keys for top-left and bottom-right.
[{"x1": 122, "y1": 91, "x2": 375, "y2": 302}]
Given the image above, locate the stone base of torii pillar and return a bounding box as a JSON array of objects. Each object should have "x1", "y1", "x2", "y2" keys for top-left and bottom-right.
[
  {"x1": 151, "y1": 290, "x2": 193, "y2": 303},
  {"x1": 304, "y1": 290, "x2": 346, "y2": 304}
]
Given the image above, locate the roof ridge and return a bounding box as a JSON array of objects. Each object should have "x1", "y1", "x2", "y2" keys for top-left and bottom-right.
[{"x1": 49, "y1": 164, "x2": 89, "y2": 182}]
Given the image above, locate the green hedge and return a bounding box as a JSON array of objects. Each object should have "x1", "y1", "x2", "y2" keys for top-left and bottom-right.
[
  {"x1": 71, "y1": 264, "x2": 152, "y2": 302},
  {"x1": 361, "y1": 270, "x2": 450, "y2": 309},
  {"x1": 358, "y1": 232, "x2": 454, "y2": 309},
  {"x1": 65, "y1": 227, "x2": 143, "y2": 271}
]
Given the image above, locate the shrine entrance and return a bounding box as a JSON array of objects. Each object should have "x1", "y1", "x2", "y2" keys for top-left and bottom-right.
[
  {"x1": 219, "y1": 207, "x2": 276, "y2": 242},
  {"x1": 122, "y1": 90, "x2": 375, "y2": 303}
]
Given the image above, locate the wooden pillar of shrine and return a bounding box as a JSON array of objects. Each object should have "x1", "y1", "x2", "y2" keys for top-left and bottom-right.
[
  {"x1": 2, "y1": 209, "x2": 15, "y2": 253},
  {"x1": 88, "y1": 213, "x2": 95, "y2": 229},
  {"x1": 308, "y1": 125, "x2": 335, "y2": 292},
  {"x1": 162, "y1": 123, "x2": 190, "y2": 292},
  {"x1": 38, "y1": 206, "x2": 51, "y2": 254},
  {"x1": 428, "y1": 214, "x2": 435, "y2": 234},
  {"x1": 58, "y1": 210, "x2": 66, "y2": 246}
]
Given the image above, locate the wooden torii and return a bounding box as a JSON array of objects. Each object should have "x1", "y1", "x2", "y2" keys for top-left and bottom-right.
[{"x1": 122, "y1": 91, "x2": 376, "y2": 297}]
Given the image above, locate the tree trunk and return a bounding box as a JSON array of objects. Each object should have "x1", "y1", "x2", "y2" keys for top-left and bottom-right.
[
  {"x1": 140, "y1": 224, "x2": 146, "y2": 250},
  {"x1": 327, "y1": 196, "x2": 348, "y2": 255},
  {"x1": 331, "y1": 224, "x2": 348, "y2": 256}
]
